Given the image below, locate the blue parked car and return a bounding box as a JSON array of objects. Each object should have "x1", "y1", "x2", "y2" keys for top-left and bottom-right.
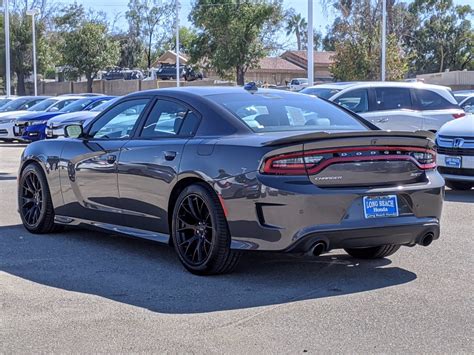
[
  {"x1": 45, "y1": 97, "x2": 121, "y2": 139},
  {"x1": 15, "y1": 96, "x2": 115, "y2": 142}
]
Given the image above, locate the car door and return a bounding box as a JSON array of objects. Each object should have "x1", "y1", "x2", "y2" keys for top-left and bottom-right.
[
  {"x1": 117, "y1": 98, "x2": 201, "y2": 234},
  {"x1": 413, "y1": 88, "x2": 464, "y2": 131},
  {"x1": 362, "y1": 87, "x2": 422, "y2": 131},
  {"x1": 58, "y1": 98, "x2": 151, "y2": 224}
]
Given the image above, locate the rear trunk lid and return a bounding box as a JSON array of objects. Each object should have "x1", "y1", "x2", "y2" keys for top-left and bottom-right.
[{"x1": 261, "y1": 130, "x2": 436, "y2": 187}]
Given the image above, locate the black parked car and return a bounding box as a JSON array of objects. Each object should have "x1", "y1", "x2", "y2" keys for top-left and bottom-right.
[{"x1": 18, "y1": 87, "x2": 443, "y2": 275}]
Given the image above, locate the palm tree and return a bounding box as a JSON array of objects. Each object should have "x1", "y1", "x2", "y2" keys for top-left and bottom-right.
[{"x1": 285, "y1": 11, "x2": 307, "y2": 50}]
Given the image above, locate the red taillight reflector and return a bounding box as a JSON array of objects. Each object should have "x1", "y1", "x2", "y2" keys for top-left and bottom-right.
[
  {"x1": 261, "y1": 146, "x2": 436, "y2": 175},
  {"x1": 453, "y1": 113, "x2": 466, "y2": 119}
]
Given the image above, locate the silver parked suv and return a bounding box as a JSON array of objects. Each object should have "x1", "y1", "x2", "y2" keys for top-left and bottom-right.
[{"x1": 301, "y1": 82, "x2": 465, "y2": 132}]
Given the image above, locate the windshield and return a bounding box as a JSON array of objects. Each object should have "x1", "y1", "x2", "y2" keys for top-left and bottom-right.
[
  {"x1": 0, "y1": 98, "x2": 38, "y2": 112},
  {"x1": 207, "y1": 92, "x2": 368, "y2": 133},
  {"x1": 28, "y1": 98, "x2": 58, "y2": 111},
  {"x1": 0, "y1": 98, "x2": 13, "y2": 108},
  {"x1": 91, "y1": 97, "x2": 120, "y2": 112},
  {"x1": 59, "y1": 98, "x2": 94, "y2": 113},
  {"x1": 300, "y1": 87, "x2": 341, "y2": 99}
]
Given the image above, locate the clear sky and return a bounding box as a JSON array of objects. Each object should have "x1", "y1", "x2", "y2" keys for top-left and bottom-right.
[{"x1": 62, "y1": 0, "x2": 473, "y2": 50}]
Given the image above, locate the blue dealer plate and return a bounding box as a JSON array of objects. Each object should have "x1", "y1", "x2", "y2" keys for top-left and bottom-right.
[
  {"x1": 363, "y1": 195, "x2": 399, "y2": 219},
  {"x1": 445, "y1": 156, "x2": 462, "y2": 168}
]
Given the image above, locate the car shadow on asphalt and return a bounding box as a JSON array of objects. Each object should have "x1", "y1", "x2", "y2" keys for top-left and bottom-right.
[
  {"x1": 0, "y1": 224, "x2": 417, "y2": 314},
  {"x1": 444, "y1": 189, "x2": 474, "y2": 203}
]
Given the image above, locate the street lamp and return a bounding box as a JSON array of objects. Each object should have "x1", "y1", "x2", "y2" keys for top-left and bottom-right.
[
  {"x1": 175, "y1": 0, "x2": 180, "y2": 87},
  {"x1": 307, "y1": 0, "x2": 314, "y2": 86},
  {"x1": 26, "y1": 8, "x2": 40, "y2": 96},
  {"x1": 381, "y1": 0, "x2": 387, "y2": 81},
  {"x1": 4, "y1": 0, "x2": 11, "y2": 97}
]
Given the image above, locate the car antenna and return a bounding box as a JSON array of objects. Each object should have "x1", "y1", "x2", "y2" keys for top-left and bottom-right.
[{"x1": 244, "y1": 82, "x2": 258, "y2": 94}]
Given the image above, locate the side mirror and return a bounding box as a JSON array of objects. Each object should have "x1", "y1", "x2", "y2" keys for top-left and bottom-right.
[{"x1": 64, "y1": 124, "x2": 83, "y2": 138}]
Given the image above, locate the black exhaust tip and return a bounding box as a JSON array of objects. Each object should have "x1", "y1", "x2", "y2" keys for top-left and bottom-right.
[
  {"x1": 311, "y1": 242, "x2": 326, "y2": 256},
  {"x1": 420, "y1": 233, "x2": 434, "y2": 247}
]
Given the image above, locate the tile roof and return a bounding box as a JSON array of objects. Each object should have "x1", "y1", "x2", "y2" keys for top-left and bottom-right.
[
  {"x1": 281, "y1": 51, "x2": 335, "y2": 65},
  {"x1": 251, "y1": 57, "x2": 305, "y2": 72}
]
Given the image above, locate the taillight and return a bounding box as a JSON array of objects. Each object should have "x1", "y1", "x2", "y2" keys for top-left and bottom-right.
[
  {"x1": 453, "y1": 113, "x2": 466, "y2": 119},
  {"x1": 261, "y1": 146, "x2": 436, "y2": 175}
]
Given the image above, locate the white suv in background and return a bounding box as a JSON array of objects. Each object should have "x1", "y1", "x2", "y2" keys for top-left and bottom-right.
[{"x1": 301, "y1": 82, "x2": 465, "y2": 132}]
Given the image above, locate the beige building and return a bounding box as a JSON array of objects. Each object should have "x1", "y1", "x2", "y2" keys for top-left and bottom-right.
[
  {"x1": 416, "y1": 70, "x2": 474, "y2": 90},
  {"x1": 280, "y1": 51, "x2": 335, "y2": 82},
  {"x1": 151, "y1": 50, "x2": 188, "y2": 67},
  {"x1": 246, "y1": 57, "x2": 306, "y2": 85}
]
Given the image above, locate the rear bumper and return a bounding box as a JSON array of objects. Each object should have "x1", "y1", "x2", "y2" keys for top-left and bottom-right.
[
  {"x1": 284, "y1": 217, "x2": 439, "y2": 253},
  {"x1": 222, "y1": 170, "x2": 444, "y2": 252}
]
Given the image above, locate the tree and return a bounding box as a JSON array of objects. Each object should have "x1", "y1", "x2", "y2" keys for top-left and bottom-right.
[
  {"x1": 324, "y1": 0, "x2": 409, "y2": 81},
  {"x1": 126, "y1": 0, "x2": 174, "y2": 69},
  {"x1": 406, "y1": 0, "x2": 473, "y2": 73},
  {"x1": 165, "y1": 27, "x2": 199, "y2": 55},
  {"x1": 62, "y1": 22, "x2": 120, "y2": 92},
  {"x1": 285, "y1": 9, "x2": 307, "y2": 50},
  {"x1": 190, "y1": 0, "x2": 283, "y2": 85}
]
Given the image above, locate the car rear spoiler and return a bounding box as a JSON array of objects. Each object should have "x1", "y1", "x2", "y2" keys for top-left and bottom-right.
[{"x1": 262, "y1": 130, "x2": 436, "y2": 147}]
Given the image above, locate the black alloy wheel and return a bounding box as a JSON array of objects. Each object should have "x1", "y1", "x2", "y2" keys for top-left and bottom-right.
[
  {"x1": 18, "y1": 163, "x2": 60, "y2": 233},
  {"x1": 172, "y1": 183, "x2": 241, "y2": 275},
  {"x1": 176, "y1": 194, "x2": 214, "y2": 266}
]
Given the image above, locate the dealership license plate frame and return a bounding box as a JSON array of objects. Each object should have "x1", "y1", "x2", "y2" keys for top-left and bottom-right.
[
  {"x1": 445, "y1": 156, "x2": 462, "y2": 168},
  {"x1": 363, "y1": 195, "x2": 399, "y2": 219}
]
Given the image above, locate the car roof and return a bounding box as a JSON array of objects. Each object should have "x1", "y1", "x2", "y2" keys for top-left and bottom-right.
[
  {"x1": 127, "y1": 86, "x2": 306, "y2": 99},
  {"x1": 306, "y1": 81, "x2": 452, "y2": 91}
]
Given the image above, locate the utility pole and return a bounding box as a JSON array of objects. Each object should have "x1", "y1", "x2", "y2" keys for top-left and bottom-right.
[
  {"x1": 307, "y1": 0, "x2": 314, "y2": 86},
  {"x1": 381, "y1": 0, "x2": 387, "y2": 81},
  {"x1": 4, "y1": 0, "x2": 11, "y2": 96},
  {"x1": 176, "y1": 0, "x2": 180, "y2": 87}
]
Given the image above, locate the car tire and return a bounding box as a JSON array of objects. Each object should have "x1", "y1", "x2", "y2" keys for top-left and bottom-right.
[
  {"x1": 18, "y1": 163, "x2": 62, "y2": 234},
  {"x1": 172, "y1": 183, "x2": 241, "y2": 275},
  {"x1": 344, "y1": 244, "x2": 400, "y2": 259},
  {"x1": 445, "y1": 180, "x2": 473, "y2": 191}
]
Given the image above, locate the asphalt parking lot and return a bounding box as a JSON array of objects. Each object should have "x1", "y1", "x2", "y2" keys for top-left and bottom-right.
[{"x1": 0, "y1": 143, "x2": 473, "y2": 353}]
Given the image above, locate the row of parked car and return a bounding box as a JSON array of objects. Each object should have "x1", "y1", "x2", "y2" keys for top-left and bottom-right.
[{"x1": 0, "y1": 94, "x2": 118, "y2": 143}]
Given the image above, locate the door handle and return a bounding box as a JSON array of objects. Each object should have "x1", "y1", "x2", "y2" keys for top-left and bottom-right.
[
  {"x1": 106, "y1": 155, "x2": 117, "y2": 164},
  {"x1": 164, "y1": 151, "x2": 177, "y2": 161},
  {"x1": 377, "y1": 118, "x2": 389, "y2": 123}
]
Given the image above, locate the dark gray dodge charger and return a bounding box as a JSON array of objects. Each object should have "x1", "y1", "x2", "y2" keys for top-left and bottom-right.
[{"x1": 18, "y1": 87, "x2": 444, "y2": 275}]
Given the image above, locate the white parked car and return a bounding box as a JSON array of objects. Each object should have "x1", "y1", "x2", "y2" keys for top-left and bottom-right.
[
  {"x1": 289, "y1": 78, "x2": 309, "y2": 91},
  {"x1": 301, "y1": 82, "x2": 465, "y2": 132},
  {"x1": 436, "y1": 115, "x2": 474, "y2": 190}
]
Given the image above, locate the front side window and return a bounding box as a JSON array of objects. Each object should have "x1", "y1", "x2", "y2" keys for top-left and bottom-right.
[
  {"x1": 88, "y1": 99, "x2": 150, "y2": 139},
  {"x1": 140, "y1": 100, "x2": 193, "y2": 138},
  {"x1": 335, "y1": 89, "x2": 369, "y2": 113},
  {"x1": 374, "y1": 87, "x2": 412, "y2": 111},
  {"x1": 462, "y1": 97, "x2": 474, "y2": 108},
  {"x1": 49, "y1": 99, "x2": 78, "y2": 112},
  {"x1": 27, "y1": 98, "x2": 58, "y2": 111},
  {"x1": 207, "y1": 93, "x2": 368, "y2": 133},
  {"x1": 415, "y1": 89, "x2": 459, "y2": 110}
]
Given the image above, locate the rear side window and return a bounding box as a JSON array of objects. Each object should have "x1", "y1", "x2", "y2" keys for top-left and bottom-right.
[
  {"x1": 414, "y1": 89, "x2": 459, "y2": 110},
  {"x1": 374, "y1": 87, "x2": 412, "y2": 111},
  {"x1": 140, "y1": 100, "x2": 198, "y2": 138},
  {"x1": 334, "y1": 89, "x2": 369, "y2": 113}
]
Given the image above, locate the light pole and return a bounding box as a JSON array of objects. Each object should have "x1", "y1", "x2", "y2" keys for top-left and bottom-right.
[
  {"x1": 176, "y1": 0, "x2": 180, "y2": 87},
  {"x1": 26, "y1": 8, "x2": 40, "y2": 96},
  {"x1": 4, "y1": 0, "x2": 11, "y2": 97},
  {"x1": 381, "y1": 0, "x2": 387, "y2": 81},
  {"x1": 307, "y1": 0, "x2": 314, "y2": 86}
]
